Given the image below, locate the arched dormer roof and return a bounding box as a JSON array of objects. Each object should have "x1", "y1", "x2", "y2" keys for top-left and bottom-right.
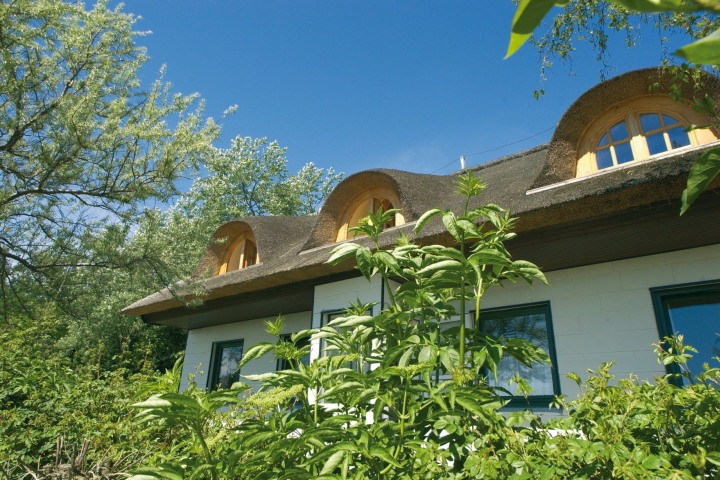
[
  {"x1": 301, "y1": 169, "x2": 458, "y2": 250},
  {"x1": 192, "y1": 215, "x2": 318, "y2": 278},
  {"x1": 532, "y1": 68, "x2": 720, "y2": 190}
]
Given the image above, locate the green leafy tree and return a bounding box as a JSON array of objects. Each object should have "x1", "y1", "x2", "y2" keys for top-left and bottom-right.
[
  {"x1": 0, "y1": 0, "x2": 220, "y2": 318},
  {"x1": 51, "y1": 137, "x2": 341, "y2": 372}
]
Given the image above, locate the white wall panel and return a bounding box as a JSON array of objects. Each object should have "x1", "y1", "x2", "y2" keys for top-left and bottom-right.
[
  {"x1": 179, "y1": 310, "x2": 310, "y2": 391},
  {"x1": 482, "y1": 243, "x2": 720, "y2": 398}
]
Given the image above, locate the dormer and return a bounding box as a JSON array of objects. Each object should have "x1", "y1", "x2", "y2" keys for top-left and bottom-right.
[
  {"x1": 532, "y1": 68, "x2": 720, "y2": 190},
  {"x1": 300, "y1": 169, "x2": 456, "y2": 251},
  {"x1": 335, "y1": 187, "x2": 406, "y2": 241},
  {"x1": 218, "y1": 231, "x2": 259, "y2": 274},
  {"x1": 576, "y1": 96, "x2": 718, "y2": 177}
]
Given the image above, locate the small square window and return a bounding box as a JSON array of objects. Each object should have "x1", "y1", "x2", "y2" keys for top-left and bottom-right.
[
  {"x1": 207, "y1": 339, "x2": 244, "y2": 391},
  {"x1": 477, "y1": 302, "x2": 560, "y2": 404},
  {"x1": 651, "y1": 280, "x2": 720, "y2": 385}
]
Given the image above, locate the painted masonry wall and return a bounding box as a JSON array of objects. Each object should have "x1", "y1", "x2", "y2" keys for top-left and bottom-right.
[
  {"x1": 482, "y1": 243, "x2": 720, "y2": 400},
  {"x1": 179, "y1": 244, "x2": 720, "y2": 402},
  {"x1": 179, "y1": 310, "x2": 310, "y2": 391},
  {"x1": 309, "y1": 276, "x2": 384, "y2": 361}
]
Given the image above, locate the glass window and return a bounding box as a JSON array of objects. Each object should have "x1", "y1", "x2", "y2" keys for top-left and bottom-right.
[
  {"x1": 221, "y1": 236, "x2": 259, "y2": 274},
  {"x1": 478, "y1": 302, "x2": 560, "y2": 400},
  {"x1": 651, "y1": 281, "x2": 720, "y2": 386},
  {"x1": 591, "y1": 111, "x2": 697, "y2": 173},
  {"x1": 208, "y1": 340, "x2": 244, "y2": 391},
  {"x1": 595, "y1": 121, "x2": 635, "y2": 171}
]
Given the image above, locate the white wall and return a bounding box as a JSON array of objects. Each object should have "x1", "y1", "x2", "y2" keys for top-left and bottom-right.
[
  {"x1": 180, "y1": 310, "x2": 310, "y2": 391},
  {"x1": 482, "y1": 243, "x2": 720, "y2": 399},
  {"x1": 309, "y1": 276, "x2": 383, "y2": 361},
  {"x1": 179, "y1": 244, "x2": 720, "y2": 405}
]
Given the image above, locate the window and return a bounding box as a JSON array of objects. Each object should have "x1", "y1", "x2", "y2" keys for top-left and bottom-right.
[
  {"x1": 478, "y1": 302, "x2": 560, "y2": 402},
  {"x1": 335, "y1": 188, "x2": 405, "y2": 241},
  {"x1": 640, "y1": 113, "x2": 691, "y2": 154},
  {"x1": 276, "y1": 334, "x2": 311, "y2": 371},
  {"x1": 207, "y1": 339, "x2": 244, "y2": 391},
  {"x1": 218, "y1": 233, "x2": 259, "y2": 274},
  {"x1": 576, "y1": 96, "x2": 718, "y2": 177},
  {"x1": 593, "y1": 112, "x2": 692, "y2": 172},
  {"x1": 651, "y1": 280, "x2": 720, "y2": 385}
]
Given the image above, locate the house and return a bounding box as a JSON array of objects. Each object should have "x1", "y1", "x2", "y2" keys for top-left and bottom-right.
[{"x1": 122, "y1": 68, "x2": 720, "y2": 411}]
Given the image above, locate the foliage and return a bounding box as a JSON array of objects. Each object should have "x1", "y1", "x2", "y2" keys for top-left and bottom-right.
[
  {"x1": 129, "y1": 173, "x2": 552, "y2": 479},
  {"x1": 0, "y1": 0, "x2": 220, "y2": 315},
  {"x1": 0, "y1": 0, "x2": 342, "y2": 373},
  {"x1": 0, "y1": 315, "x2": 176, "y2": 476},
  {"x1": 506, "y1": 0, "x2": 720, "y2": 215}
]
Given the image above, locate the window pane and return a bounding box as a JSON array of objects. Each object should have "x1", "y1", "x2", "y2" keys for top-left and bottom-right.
[
  {"x1": 667, "y1": 126, "x2": 691, "y2": 150},
  {"x1": 614, "y1": 141, "x2": 635, "y2": 164},
  {"x1": 662, "y1": 114, "x2": 680, "y2": 127},
  {"x1": 666, "y1": 295, "x2": 720, "y2": 386},
  {"x1": 482, "y1": 310, "x2": 554, "y2": 396},
  {"x1": 595, "y1": 147, "x2": 614, "y2": 170},
  {"x1": 242, "y1": 240, "x2": 257, "y2": 268},
  {"x1": 640, "y1": 113, "x2": 661, "y2": 133},
  {"x1": 646, "y1": 132, "x2": 669, "y2": 155},
  {"x1": 597, "y1": 133, "x2": 609, "y2": 147},
  {"x1": 217, "y1": 343, "x2": 243, "y2": 390},
  {"x1": 609, "y1": 121, "x2": 629, "y2": 142}
]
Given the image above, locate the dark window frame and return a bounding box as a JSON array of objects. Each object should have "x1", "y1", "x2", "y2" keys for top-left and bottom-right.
[
  {"x1": 650, "y1": 279, "x2": 720, "y2": 386},
  {"x1": 276, "y1": 333, "x2": 311, "y2": 371},
  {"x1": 207, "y1": 339, "x2": 244, "y2": 391},
  {"x1": 475, "y1": 301, "x2": 561, "y2": 407}
]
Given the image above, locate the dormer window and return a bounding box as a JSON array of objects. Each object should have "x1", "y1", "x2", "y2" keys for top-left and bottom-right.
[
  {"x1": 576, "y1": 96, "x2": 718, "y2": 177},
  {"x1": 218, "y1": 233, "x2": 259, "y2": 274},
  {"x1": 640, "y1": 113, "x2": 690, "y2": 155},
  {"x1": 335, "y1": 188, "x2": 405, "y2": 241}
]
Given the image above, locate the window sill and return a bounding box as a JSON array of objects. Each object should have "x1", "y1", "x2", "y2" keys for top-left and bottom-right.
[{"x1": 526, "y1": 139, "x2": 720, "y2": 196}]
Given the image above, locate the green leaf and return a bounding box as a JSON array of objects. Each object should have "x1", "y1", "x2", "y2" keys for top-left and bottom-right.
[
  {"x1": 419, "y1": 345, "x2": 438, "y2": 364},
  {"x1": 369, "y1": 445, "x2": 401, "y2": 467},
  {"x1": 684, "y1": 124, "x2": 712, "y2": 132},
  {"x1": 356, "y1": 247, "x2": 373, "y2": 280},
  {"x1": 706, "y1": 451, "x2": 720, "y2": 466},
  {"x1": 506, "y1": 0, "x2": 558, "y2": 58},
  {"x1": 439, "y1": 348, "x2": 459, "y2": 371},
  {"x1": 676, "y1": 29, "x2": 720, "y2": 65},
  {"x1": 414, "y1": 208, "x2": 442, "y2": 234},
  {"x1": 131, "y1": 395, "x2": 173, "y2": 409},
  {"x1": 610, "y1": 0, "x2": 685, "y2": 12},
  {"x1": 468, "y1": 249, "x2": 510, "y2": 267},
  {"x1": 680, "y1": 146, "x2": 720, "y2": 214},
  {"x1": 326, "y1": 242, "x2": 361, "y2": 264},
  {"x1": 641, "y1": 454, "x2": 662, "y2": 470},
  {"x1": 442, "y1": 212, "x2": 461, "y2": 242},
  {"x1": 238, "y1": 342, "x2": 275, "y2": 368},
  {"x1": 320, "y1": 450, "x2": 345, "y2": 475},
  {"x1": 416, "y1": 259, "x2": 463, "y2": 277}
]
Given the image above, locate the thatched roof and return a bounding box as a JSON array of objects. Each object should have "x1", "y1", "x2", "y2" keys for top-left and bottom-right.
[{"x1": 122, "y1": 69, "x2": 720, "y2": 318}]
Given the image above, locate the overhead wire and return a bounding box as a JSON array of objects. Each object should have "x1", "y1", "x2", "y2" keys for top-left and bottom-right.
[{"x1": 429, "y1": 123, "x2": 558, "y2": 174}]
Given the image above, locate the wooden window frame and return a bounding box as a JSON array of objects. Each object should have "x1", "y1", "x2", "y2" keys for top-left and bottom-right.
[
  {"x1": 218, "y1": 232, "x2": 260, "y2": 275},
  {"x1": 335, "y1": 187, "x2": 406, "y2": 242},
  {"x1": 576, "y1": 96, "x2": 718, "y2": 177},
  {"x1": 207, "y1": 339, "x2": 244, "y2": 391}
]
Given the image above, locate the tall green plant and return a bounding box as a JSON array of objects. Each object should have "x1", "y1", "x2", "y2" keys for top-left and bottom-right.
[{"x1": 188, "y1": 172, "x2": 550, "y2": 478}]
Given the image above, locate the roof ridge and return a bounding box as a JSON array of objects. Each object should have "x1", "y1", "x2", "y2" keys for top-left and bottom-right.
[{"x1": 453, "y1": 142, "x2": 550, "y2": 176}]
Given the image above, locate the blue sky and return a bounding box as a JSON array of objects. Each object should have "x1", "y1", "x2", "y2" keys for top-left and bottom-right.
[{"x1": 119, "y1": 1, "x2": 689, "y2": 178}]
